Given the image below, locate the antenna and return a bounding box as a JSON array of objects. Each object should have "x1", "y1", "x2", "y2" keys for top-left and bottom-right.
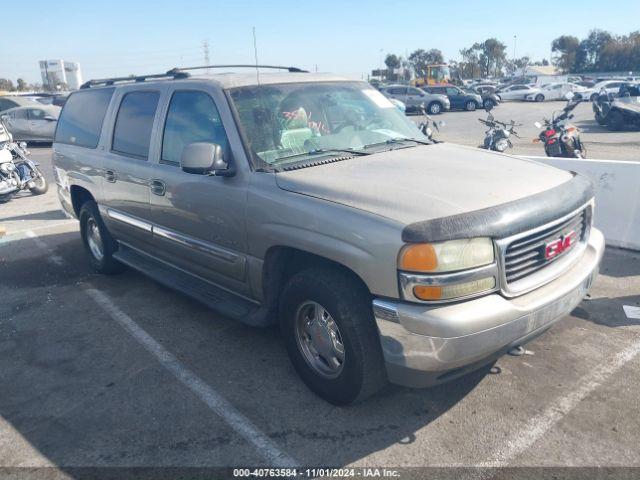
[{"x1": 252, "y1": 27, "x2": 260, "y2": 86}]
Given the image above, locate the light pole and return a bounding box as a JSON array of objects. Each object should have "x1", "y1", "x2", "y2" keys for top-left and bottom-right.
[
  {"x1": 513, "y1": 35, "x2": 517, "y2": 61},
  {"x1": 379, "y1": 48, "x2": 384, "y2": 81}
]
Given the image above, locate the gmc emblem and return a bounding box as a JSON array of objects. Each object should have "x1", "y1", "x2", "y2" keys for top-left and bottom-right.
[{"x1": 545, "y1": 230, "x2": 577, "y2": 260}]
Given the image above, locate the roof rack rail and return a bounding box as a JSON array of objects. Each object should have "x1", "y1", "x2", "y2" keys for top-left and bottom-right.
[
  {"x1": 79, "y1": 70, "x2": 190, "y2": 89},
  {"x1": 166, "y1": 64, "x2": 309, "y2": 74}
]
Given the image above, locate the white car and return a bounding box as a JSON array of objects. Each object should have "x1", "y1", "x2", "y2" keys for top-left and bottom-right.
[
  {"x1": 584, "y1": 80, "x2": 627, "y2": 102},
  {"x1": 524, "y1": 82, "x2": 588, "y2": 102},
  {"x1": 495, "y1": 84, "x2": 540, "y2": 101}
]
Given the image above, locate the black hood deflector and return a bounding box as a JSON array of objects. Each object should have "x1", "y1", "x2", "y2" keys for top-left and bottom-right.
[{"x1": 402, "y1": 173, "x2": 594, "y2": 243}]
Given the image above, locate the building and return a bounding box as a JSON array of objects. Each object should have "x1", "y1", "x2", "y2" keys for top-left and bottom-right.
[{"x1": 39, "y1": 60, "x2": 83, "y2": 91}]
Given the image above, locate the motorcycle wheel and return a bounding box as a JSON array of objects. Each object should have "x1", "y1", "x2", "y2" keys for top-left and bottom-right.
[{"x1": 29, "y1": 169, "x2": 48, "y2": 195}]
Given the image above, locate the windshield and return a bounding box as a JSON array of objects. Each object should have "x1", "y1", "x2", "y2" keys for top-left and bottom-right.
[{"x1": 229, "y1": 82, "x2": 427, "y2": 169}]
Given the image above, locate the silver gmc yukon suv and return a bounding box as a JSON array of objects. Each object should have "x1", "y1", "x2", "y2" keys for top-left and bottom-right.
[{"x1": 52, "y1": 67, "x2": 604, "y2": 405}]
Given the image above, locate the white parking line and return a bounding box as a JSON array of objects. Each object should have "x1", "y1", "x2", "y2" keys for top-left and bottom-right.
[
  {"x1": 476, "y1": 336, "x2": 640, "y2": 471},
  {"x1": 84, "y1": 287, "x2": 298, "y2": 468},
  {"x1": 24, "y1": 230, "x2": 65, "y2": 266}
]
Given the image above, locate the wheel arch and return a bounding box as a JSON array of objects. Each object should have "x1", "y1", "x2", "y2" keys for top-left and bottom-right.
[
  {"x1": 260, "y1": 246, "x2": 372, "y2": 318},
  {"x1": 70, "y1": 185, "x2": 96, "y2": 217}
]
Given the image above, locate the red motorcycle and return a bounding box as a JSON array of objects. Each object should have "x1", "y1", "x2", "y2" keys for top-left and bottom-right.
[{"x1": 533, "y1": 93, "x2": 586, "y2": 158}]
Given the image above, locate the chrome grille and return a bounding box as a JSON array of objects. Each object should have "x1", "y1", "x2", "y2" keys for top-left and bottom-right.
[{"x1": 503, "y1": 208, "x2": 588, "y2": 285}]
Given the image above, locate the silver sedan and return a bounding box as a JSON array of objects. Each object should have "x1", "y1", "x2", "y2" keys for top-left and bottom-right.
[{"x1": 1, "y1": 105, "x2": 61, "y2": 142}]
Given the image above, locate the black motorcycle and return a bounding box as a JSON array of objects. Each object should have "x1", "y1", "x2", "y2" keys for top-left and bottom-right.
[
  {"x1": 418, "y1": 105, "x2": 445, "y2": 142},
  {"x1": 478, "y1": 105, "x2": 520, "y2": 152},
  {"x1": 534, "y1": 93, "x2": 586, "y2": 158}
]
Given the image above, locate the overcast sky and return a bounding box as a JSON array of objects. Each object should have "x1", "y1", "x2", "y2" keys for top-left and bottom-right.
[{"x1": 2, "y1": 0, "x2": 640, "y2": 84}]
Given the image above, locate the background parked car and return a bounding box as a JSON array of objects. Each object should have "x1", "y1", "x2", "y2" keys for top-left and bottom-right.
[
  {"x1": 0, "y1": 96, "x2": 44, "y2": 114},
  {"x1": 524, "y1": 82, "x2": 587, "y2": 102},
  {"x1": 495, "y1": 84, "x2": 541, "y2": 101},
  {"x1": 466, "y1": 86, "x2": 501, "y2": 109},
  {"x1": 587, "y1": 80, "x2": 628, "y2": 101},
  {"x1": 1, "y1": 105, "x2": 60, "y2": 142},
  {"x1": 380, "y1": 85, "x2": 450, "y2": 114},
  {"x1": 422, "y1": 85, "x2": 483, "y2": 111}
]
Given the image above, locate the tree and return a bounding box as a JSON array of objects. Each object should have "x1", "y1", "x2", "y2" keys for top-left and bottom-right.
[
  {"x1": 0, "y1": 78, "x2": 15, "y2": 91},
  {"x1": 408, "y1": 49, "x2": 444, "y2": 77},
  {"x1": 480, "y1": 38, "x2": 507, "y2": 77},
  {"x1": 384, "y1": 54, "x2": 400, "y2": 70},
  {"x1": 551, "y1": 35, "x2": 580, "y2": 73},
  {"x1": 16, "y1": 78, "x2": 26, "y2": 91}
]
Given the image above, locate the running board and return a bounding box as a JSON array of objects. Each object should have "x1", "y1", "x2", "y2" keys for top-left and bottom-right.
[{"x1": 113, "y1": 244, "x2": 264, "y2": 324}]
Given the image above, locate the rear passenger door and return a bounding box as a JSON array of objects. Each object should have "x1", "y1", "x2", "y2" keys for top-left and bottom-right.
[
  {"x1": 100, "y1": 88, "x2": 163, "y2": 250},
  {"x1": 147, "y1": 87, "x2": 249, "y2": 293}
]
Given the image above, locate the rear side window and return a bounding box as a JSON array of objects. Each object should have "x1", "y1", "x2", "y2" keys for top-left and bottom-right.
[
  {"x1": 55, "y1": 88, "x2": 114, "y2": 148},
  {"x1": 161, "y1": 91, "x2": 229, "y2": 165},
  {"x1": 112, "y1": 91, "x2": 159, "y2": 159}
]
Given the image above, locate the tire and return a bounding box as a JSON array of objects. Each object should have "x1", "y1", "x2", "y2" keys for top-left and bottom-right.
[
  {"x1": 595, "y1": 113, "x2": 606, "y2": 126},
  {"x1": 427, "y1": 102, "x2": 442, "y2": 115},
  {"x1": 28, "y1": 169, "x2": 48, "y2": 195},
  {"x1": 79, "y1": 200, "x2": 123, "y2": 274},
  {"x1": 465, "y1": 100, "x2": 476, "y2": 111},
  {"x1": 607, "y1": 110, "x2": 624, "y2": 131},
  {"x1": 535, "y1": 94, "x2": 545, "y2": 102},
  {"x1": 279, "y1": 267, "x2": 387, "y2": 405},
  {"x1": 590, "y1": 93, "x2": 599, "y2": 102},
  {"x1": 483, "y1": 99, "x2": 494, "y2": 110}
]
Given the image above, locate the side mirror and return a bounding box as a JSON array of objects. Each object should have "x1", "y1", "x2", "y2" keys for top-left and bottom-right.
[
  {"x1": 0, "y1": 115, "x2": 9, "y2": 123},
  {"x1": 534, "y1": 121, "x2": 542, "y2": 128},
  {"x1": 44, "y1": 115, "x2": 57, "y2": 122},
  {"x1": 180, "y1": 142, "x2": 233, "y2": 176}
]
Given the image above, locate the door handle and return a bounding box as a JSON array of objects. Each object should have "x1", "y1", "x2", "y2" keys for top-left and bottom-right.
[
  {"x1": 150, "y1": 179, "x2": 166, "y2": 196},
  {"x1": 105, "y1": 169, "x2": 117, "y2": 183}
]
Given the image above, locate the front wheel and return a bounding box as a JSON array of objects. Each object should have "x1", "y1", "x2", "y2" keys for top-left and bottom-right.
[
  {"x1": 28, "y1": 168, "x2": 48, "y2": 195},
  {"x1": 535, "y1": 94, "x2": 545, "y2": 102},
  {"x1": 465, "y1": 100, "x2": 477, "y2": 111},
  {"x1": 427, "y1": 102, "x2": 442, "y2": 115},
  {"x1": 279, "y1": 267, "x2": 387, "y2": 405}
]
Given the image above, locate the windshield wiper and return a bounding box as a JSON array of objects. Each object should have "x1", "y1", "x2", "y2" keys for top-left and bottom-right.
[
  {"x1": 276, "y1": 147, "x2": 369, "y2": 162},
  {"x1": 361, "y1": 137, "x2": 432, "y2": 150}
]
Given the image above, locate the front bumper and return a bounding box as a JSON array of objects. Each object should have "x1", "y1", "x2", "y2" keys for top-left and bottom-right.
[{"x1": 373, "y1": 228, "x2": 605, "y2": 388}]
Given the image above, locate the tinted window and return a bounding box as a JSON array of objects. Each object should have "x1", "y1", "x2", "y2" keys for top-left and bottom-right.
[
  {"x1": 407, "y1": 88, "x2": 423, "y2": 96},
  {"x1": 10, "y1": 109, "x2": 27, "y2": 120},
  {"x1": 387, "y1": 87, "x2": 405, "y2": 95},
  {"x1": 432, "y1": 87, "x2": 446, "y2": 94},
  {"x1": 0, "y1": 99, "x2": 18, "y2": 111},
  {"x1": 55, "y1": 88, "x2": 114, "y2": 148},
  {"x1": 112, "y1": 91, "x2": 159, "y2": 159},
  {"x1": 161, "y1": 91, "x2": 229, "y2": 165},
  {"x1": 446, "y1": 87, "x2": 459, "y2": 96},
  {"x1": 28, "y1": 108, "x2": 47, "y2": 120}
]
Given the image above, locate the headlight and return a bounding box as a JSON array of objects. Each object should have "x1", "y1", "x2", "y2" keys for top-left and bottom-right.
[
  {"x1": 398, "y1": 238, "x2": 497, "y2": 302},
  {"x1": 0, "y1": 162, "x2": 15, "y2": 173},
  {"x1": 398, "y1": 238, "x2": 494, "y2": 273},
  {"x1": 495, "y1": 138, "x2": 509, "y2": 151}
]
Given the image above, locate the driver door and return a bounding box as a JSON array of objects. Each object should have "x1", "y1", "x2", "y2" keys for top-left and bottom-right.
[
  {"x1": 147, "y1": 87, "x2": 250, "y2": 294},
  {"x1": 27, "y1": 108, "x2": 56, "y2": 140}
]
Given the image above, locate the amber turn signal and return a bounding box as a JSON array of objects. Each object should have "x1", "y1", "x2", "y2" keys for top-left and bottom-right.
[
  {"x1": 413, "y1": 285, "x2": 442, "y2": 301},
  {"x1": 399, "y1": 243, "x2": 438, "y2": 272}
]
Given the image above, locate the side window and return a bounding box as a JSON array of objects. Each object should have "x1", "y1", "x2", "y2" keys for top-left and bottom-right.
[
  {"x1": 407, "y1": 88, "x2": 423, "y2": 96},
  {"x1": 112, "y1": 91, "x2": 159, "y2": 159},
  {"x1": 161, "y1": 91, "x2": 229, "y2": 165},
  {"x1": 28, "y1": 109, "x2": 46, "y2": 120},
  {"x1": 11, "y1": 109, "x2": 27, "y2": 120},
  {"x1": 446, "y1": 87, "x2": 459, "y2": 96},
  {"x1": 55, "y1": 88, "x2": 114, "y2": 148}
]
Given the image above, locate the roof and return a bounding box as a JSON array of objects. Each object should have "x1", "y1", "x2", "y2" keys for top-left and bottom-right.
[
  {"x1": 0, "y1": 96, "x2": 43, "y2": 108},
  {"x1": 2, "y1": 104, "x2": 61, "y2": 117},
  {"x1": 523, "y1": 65, "x2": 560, "y2": 76}
]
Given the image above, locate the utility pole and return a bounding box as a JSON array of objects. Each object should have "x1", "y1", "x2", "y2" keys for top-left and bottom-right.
[
  {"x1": 203, "y1": 40, "x2": 210, "y2": 72},
  {"x1": 513, "y1": 35, "x2": 517, "y2": 61}
]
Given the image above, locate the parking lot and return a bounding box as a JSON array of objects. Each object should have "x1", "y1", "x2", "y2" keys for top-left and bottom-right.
[
  {"x1": 1, "y1": 102, "x2": 639, "y2": 477},
  {"x1": 411, "y1": 100, "x2": 640, "y2": 160}
]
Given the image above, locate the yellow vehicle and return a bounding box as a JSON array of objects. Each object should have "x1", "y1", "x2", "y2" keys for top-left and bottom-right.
[{"x1": 411, "y1": 64, "x2": 452, "y2": 87}]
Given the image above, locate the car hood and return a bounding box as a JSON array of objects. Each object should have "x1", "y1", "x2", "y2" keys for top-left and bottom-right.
[{"x1": 275, "y1": 143, "x2": 573, "y2": 226}]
